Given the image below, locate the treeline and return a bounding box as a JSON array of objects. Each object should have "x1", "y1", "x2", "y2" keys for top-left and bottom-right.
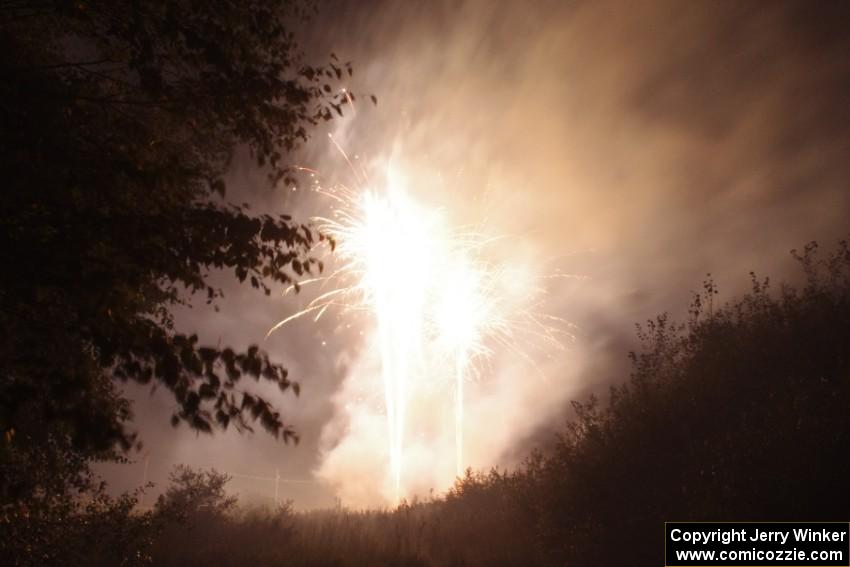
[{"x1": 5, "y1": 241, "x2": 849, "y2": 566}]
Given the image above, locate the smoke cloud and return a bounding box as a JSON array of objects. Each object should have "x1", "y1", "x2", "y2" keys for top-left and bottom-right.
[{"x1": 104, "y1": 1, "x2": 850, "y2": 508}]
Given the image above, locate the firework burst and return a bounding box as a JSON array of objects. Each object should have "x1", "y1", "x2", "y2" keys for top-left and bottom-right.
[{"x1": 268, "y1": 138, "x2": 571, "y2": 504}]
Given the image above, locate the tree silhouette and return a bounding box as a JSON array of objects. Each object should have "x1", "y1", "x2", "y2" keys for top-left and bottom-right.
[{"x1": 0, "y1": 0, "x2": 355, "y2": 509}]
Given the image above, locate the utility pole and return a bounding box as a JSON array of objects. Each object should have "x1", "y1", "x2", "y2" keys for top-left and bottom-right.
[
  {"x1": 275, "y1": 468, "x2": 280, "y2": 506},
  {"x1": 140, "y1": 450, "x2": 151, "y2": 508}
]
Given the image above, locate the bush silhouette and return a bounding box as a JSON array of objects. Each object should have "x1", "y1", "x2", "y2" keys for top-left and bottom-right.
[{"x1": 528, "y1": 240, "x2": 850, "y2": 565}]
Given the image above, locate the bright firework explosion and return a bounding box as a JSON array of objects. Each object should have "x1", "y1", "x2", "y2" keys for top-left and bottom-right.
[{"x1": 269, "y1": 137, "x2": 569, "y2": 505}]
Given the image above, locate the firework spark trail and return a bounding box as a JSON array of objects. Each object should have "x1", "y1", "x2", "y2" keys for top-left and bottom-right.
[
  {"x1": 455, "y1": 352, "x2": 465, "y2": 477},
  {"x1": 269, "y1": 141, "x2": 574, "y2": 504},
  {"x1": 358, "y1": 182, "x2": 432, "y2": 502}
]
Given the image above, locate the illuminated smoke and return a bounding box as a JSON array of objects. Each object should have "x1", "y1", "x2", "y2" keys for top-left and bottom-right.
[{"x1": 270, "y1": 137, "x2": 571, "y2": 505}]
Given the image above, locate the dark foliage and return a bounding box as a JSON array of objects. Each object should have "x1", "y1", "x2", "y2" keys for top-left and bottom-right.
[
  {"x1": 0, "y1": 438, "x2": 155, "y2": 567},
  {"x1": 150, "y1": 465, "x2": 300, "y2": 567},
  {"x1": 155, "y1": 465, "x2": 238, "y2": 521},
  {"x1": 0, "y1": 0, "x2": 354, "y2": 482},
  {"x1": 0, "y1": 2, "x2": 366, "y2": 563},
  {"x1": 530, "y1": 241, "x2": 850, "y2": 565}
]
